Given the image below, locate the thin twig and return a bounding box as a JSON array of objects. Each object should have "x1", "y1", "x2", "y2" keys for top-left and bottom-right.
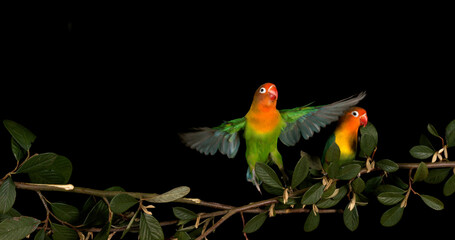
[
  {"x1": 240, "y1": 212, "x2": 249, "y2": 240},
  {"x1": 36, "y1": 191, "x2": 50, "y2": 230},
  {"x1": 195, "y1": 198, "x2": 279, "y2": 240}
]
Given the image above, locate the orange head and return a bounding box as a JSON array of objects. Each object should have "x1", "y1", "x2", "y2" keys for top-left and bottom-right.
[
  {"x1": 250, "y1": 83, "x2": 278, "y2": 110},
  {"x1": 339, "y1": 107, "x2": 368, "y2": 129}
]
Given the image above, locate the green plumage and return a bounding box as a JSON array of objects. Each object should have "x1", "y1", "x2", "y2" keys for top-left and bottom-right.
[
  {"x1": 244, "y1": 116, "x2": 286, "y2": 173},
  {"x1": 181, "y1": 87, "x2": 366, "y2": 192}
]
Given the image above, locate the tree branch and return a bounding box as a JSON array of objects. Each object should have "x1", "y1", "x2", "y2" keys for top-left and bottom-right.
[
  {"x1": 359, "y1": 161, "x2": 455, "y2": 175},
  {"x1": 4, "y1": 161, "x2": 453, "y2": 202},
  {"x1": 1, "y1": 161, "x2": 453, "y2": 238}
]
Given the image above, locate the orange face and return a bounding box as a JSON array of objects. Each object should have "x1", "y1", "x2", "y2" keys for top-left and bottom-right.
[
  {"x1": 343, "y1": 107, "x2": 368, "y2": 128},
  {"x1": 252, "y1": 83, "x2": 278, "y2": 109}
]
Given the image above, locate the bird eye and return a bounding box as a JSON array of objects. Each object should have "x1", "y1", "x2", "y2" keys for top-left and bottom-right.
[
  {"x1": 259, "y1": 87, "x2": 266, "y2": 94},
  {"x1": 351, "y1": 111, "x2": 359, "y2": 117}
]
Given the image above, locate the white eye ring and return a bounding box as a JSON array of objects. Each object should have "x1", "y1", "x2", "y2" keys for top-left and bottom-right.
[
  {"x1": 351, "y1": 111, "x2": 359, "y2": 117},
  {"x1": 259, "y1": 87, "x2": 266, "y2": 94}
]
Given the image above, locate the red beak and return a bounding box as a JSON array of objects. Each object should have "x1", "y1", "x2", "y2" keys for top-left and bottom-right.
[
  {"x1": 268, "y1": 85, "x2": 278, "y2": 101},
  {"x1": 360, "y1": 114, "x2": 368, "y2": 127}
]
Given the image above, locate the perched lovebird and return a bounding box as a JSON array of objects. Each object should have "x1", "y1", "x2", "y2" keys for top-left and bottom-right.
[
  {"x1": 181, "y1": 83, "x2": 366, "y2": 192},
  {"x1": 322, "y1": 107, "x2": 368, "y2": 166}
]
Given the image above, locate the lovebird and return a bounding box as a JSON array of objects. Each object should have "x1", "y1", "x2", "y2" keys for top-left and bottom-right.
[
  {"x1": 322, "y1": 107, "x2": 368, "y2": 167},
  {"x1": 181, "y1": 83, "x2": 366, "y2": 192}
]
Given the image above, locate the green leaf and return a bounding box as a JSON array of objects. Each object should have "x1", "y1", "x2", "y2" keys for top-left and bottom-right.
[
  {"x1": 376, "y1": 159, "x2": 399, "y2": 173},
  {"x1": 425, "y1": 168, "x2": 451, "y2": 184},
  {"x1": 364, "y1": 176, "x2": 383, "y2": 194},
  {"x1": 377, "y1": 192, "x2": 405, "y2": 206},
  {"x1": 0, "y1": 208, "x2": 21, "y2": 222},
  {"x1": 172, "y1": 207, "x2": 197, "y2": 221},
  {"x1": 380, "y1": 204, "x2": 404, "y2": 227},
  {"x1": 262, "y1": 182, "x2": 284, "y2": 195},
  {"x1": 419, "y1": 134, "x2": 434, "y2": 150},
  {"x1": 321, "y1": 183, "x2": 337, "y2": 198},
  {"x1": 419, "y1": 194, "x2": 444, "y2": 211},
  {"x1": 443, "y1": 174, "x2": 455, "y2": 196},
  {"x1": 325, "y1": 142, "x2": 340, "y2": 163},
  {"x1": 81, "y1": 197, "x2": 96, "y2": 218},
  {"x1": 317, "y1": 185, "x2": 348, "y2": 209},
  {"x1": 327, "y1": 161, "x2": 341, "y2": 179},
  {"x1": 174, "y1": 231, "x2": 192, "y2": 240},
  {"x1": 343, "y1": 204, "x2": 359, "y2": 231},
  {"x1": 50, "y1": 203, "x2": 80, "y2": 224},
  {"x1": 359, "y1": 134, "x2": 376, "y2": 157},
  {"x1": 303, "y1": 151, "x2": 322, "y2": 171},
  {"x1": 301, "y1": 182, "x2": 325, "y2": 205},
  {"x1": 0, "y1": 216, "x2": 40, "y2": 240},
  {"x1": 105, "y1": 186, "x2": 125, "y2": 191},
  {"x1": 110, "y1": 194, "x2": 138, "y2": 214},
  {"x1": 3, "y1": 120, "x2": 36, "y2": 151},
  {"x1": 351, "y1": 177, "x2": 365, "y2": 194},
  {"x1": 16, "y1": 153, "x2": 57, "y2": 174},
  {"x1": 375, "y1": 184, "x2": 406, "y2": 194},
  {"x1": 304, "y1": 210, "x2": 320, "y2": 232},
  {"x1": 390, "y1": 175, "x2": 409, "y2": 190},
  {"x1": 83, "y1": 200, "x2": 109, "y2": 226},
  {"x1": 0, "y1": 177, "x2": 16, "y2": 214},
  {"x1": 413, "y1": 162, "x2": 429, "y2": 182},
  {"x1": 291, "y1": 154, "x2": 310, "y2": 188},
  {"x1": 139, "y1": 213, "x2": 164, "y2": 240},
  {"x1": 11, "y1": 138, "x2": 26, "y2": 162},
  {"x1": 336, "y1": 164, "x2": 361, "y2": 180},
  {"x1": 357, "y1": 192, "x2": 370, "y2": 206},
  {"x1": 34, "y1": 229, "x2": 52, "y2": 240},
  {"x1": 409, "y1": 145, "x2": 434, "y2": 159},
  {"x1": 243, "y1": 213, "x2": 267, "y2": 233},
  {"x1": 28, "y1": 155, "x2": 72, "y2": 184},
  {"x1": 427, "y1": 123, "x2": 440, "y2": 138},
  {"x1": 360, "y1": 122, "x2": 378, "y2": 142},
  {"x1": 255, "y1": 162, "x2": 283, "y2": 189},
  {"x1": 51, "y1": 222, "x2": 78, "y2": 240},
  {"x1": 103, "y1": 186, "x2": 125, "y2": 201},
  {"x1": 359, "y1": 122, "x2": 378, "y2": 157},
  {"x1": 121, "y1": 208, "x2": 140, "y2": 239},
  {"x1": 93, "y1": 222, "x2": 111, "y2": 240},
  {"x1": 446, "y1": 119, "x2": 455, "y2": 148},
  {"x1": 146, "y1": 186, "x2": 190, "y2": 203}
]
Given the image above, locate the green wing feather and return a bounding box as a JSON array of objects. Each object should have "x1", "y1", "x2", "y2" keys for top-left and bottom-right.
[
  {"x1": 180, "y1": 117, "x2": 246, "y2": 158},
  {"x1": 279, "y1": 92, "x2": 366, "y2": 146}
]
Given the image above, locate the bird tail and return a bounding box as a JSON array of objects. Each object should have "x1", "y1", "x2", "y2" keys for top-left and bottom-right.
[{"x1": 246, "y1": 168, "x2": 262, "y2": 194}]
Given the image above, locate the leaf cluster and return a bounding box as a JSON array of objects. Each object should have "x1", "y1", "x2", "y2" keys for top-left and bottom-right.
[
  {"x1": 377, "y1": 120, "x2": 455, "y2": 228},
  {"x1": 0, "y1": 120, "x2": 190, "y2": 240},
  {"x1": 242, "y1": 121, "x2": 454, "y2": 234},
  {"x1": 408, "y1": 121, "x2": 455, "y2": 196}
]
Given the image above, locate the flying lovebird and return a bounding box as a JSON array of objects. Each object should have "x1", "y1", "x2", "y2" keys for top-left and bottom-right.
[
  {"x1": 322, "y1": 107, "x2": 368, "y2": 168},
  {"x1": 181, "y1": 83, "x2": 366, "y2": 192}
]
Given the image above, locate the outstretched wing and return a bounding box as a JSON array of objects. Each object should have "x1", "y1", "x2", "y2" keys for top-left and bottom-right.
[
  {"x1": 180, "y1": 117, "x2": 246, "y2": 158},
  {"x1": 279, "y1": 92, "x2": 366, "y2": 146}
]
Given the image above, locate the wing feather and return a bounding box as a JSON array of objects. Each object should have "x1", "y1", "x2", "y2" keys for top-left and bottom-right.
[
  {"x1": 181, "y1": 117, "x2": 245, "y2": 158},
  {"x1": 279, "y1": 92, "x2": 366, "y2": 146}
]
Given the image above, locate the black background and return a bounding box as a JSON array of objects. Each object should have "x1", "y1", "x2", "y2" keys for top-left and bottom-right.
[{"x1": 1, "y1": 4, "x2": 454, "y2": 239}]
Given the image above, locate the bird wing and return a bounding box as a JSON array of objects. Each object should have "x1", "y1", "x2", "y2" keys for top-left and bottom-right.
[
  {"x1": 279, "y1": 92, "x2": 366, "y2": 146},
  {"x1": 180, "y1": 117, "x2": 246, "y2": 158}
]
